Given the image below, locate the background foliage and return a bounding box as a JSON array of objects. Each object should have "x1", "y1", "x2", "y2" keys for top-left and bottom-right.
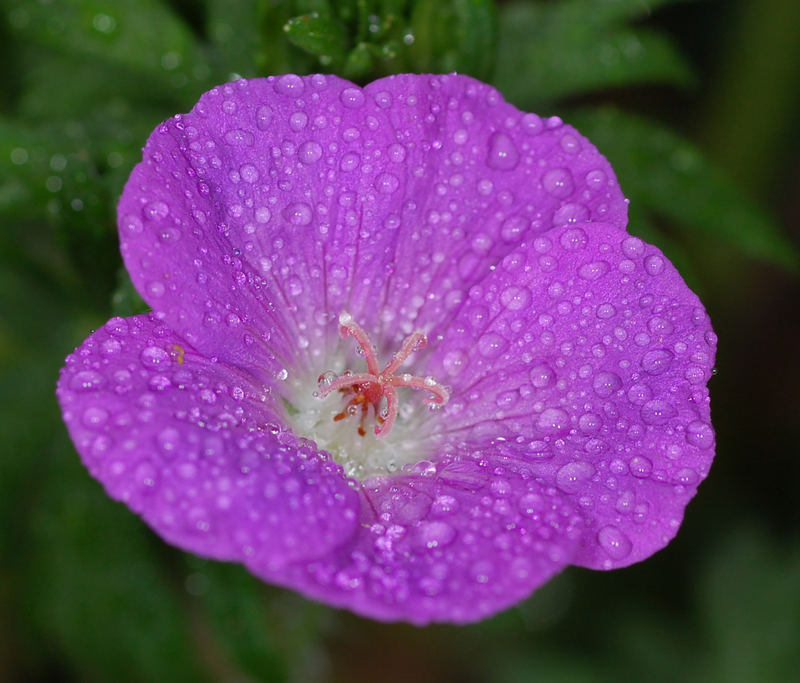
[{"x1": 2, "y1": 0, "x2": 799, "y2": 680}]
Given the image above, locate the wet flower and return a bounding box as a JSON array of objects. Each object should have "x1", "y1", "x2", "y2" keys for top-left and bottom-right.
[{"x1": 57, "y1": 74, "x2": 716, "y2": 624}]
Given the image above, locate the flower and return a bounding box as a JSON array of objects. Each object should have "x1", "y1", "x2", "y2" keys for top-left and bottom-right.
[{"x1": 57, "y1": 74, "x2": 716, "y2": 624}]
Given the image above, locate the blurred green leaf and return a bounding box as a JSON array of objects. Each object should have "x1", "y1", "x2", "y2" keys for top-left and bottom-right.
[
  {"x1": 569, "y1": 107, "x2": 800, "y2": 272},
  {"x1": 697, "y1": 528, "x2": 800, "y2": 683},
  {"x1": 285, "y1": 12, "x2": 349, "y2": 66},
  {"x1": 7, "y1": 0, "x2": 204, "y2": 87},
  {"x1": 204, "y1": 0, "x2": 267, "y2": 78},
  {"x1": 409, "y1": 0, "x2": 497, "y2": 79},
  {"x1": 27, "y1": 451, "x2": 210, "y2": 683},
  {"x1": 494, "y1": 0, "x2": 693, "y2": 107}
]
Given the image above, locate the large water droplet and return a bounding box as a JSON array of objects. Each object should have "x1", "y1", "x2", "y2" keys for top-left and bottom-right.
[
  {"x1": 556, "y1": 461, "x2": 594, "y2": 493},
  {"x1": 486, "y1": 131, "x2": 519, "y2": 170},
  {"x1": 274, "y1": 74, "x2": 304, "y2": 97},
  {"x1": 537, "y1": 407, "x2": 570, "y2": 434},
  {"x1": 542, "y1": 168, "x2": 574, "y2": 198},
  {"x1": 598, "y1": 525, "x2": 632, "y2": 560}
]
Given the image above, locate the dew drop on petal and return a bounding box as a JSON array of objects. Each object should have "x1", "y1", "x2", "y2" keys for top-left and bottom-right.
[
  {"x1": 140, "y1": 345, "x2": 170, "y2": 369},
  {"x1": 642, "y1": 348, "x2": 673, "y2": 375},
  {"x1": 256, "y1": 105, "x2": 273, "y2": 130},
  {"x1": 686, "y1": 420, "x2": 714, "y2": 449},
  {"x1": 339, "y1": 87, "x2": 365, "y2": 108},
  {"x1": 486, "y1": 131, "x2": 519, "y2": 170},
  {"x1": 542, "y1": 168, "x2": 574, "y2": 198},
  {"x1": 556, "y1": 461, "x2": 594, "y2": 493},
  {"x1": 70, "y1": 370, "x2": 106, "y2": 392},
  {"x1": 537, "y1": 407, "x2": 570, "y2": 434},
  {"x1": 283, "y1": 202, "x2": 312, "y2": 226},
  {"x1": 640, "y1": 399, "x2": 676, "y2": 425},
  {"x1": 559, "y1": 227, "x2": 588, "y2": 251},
  {"x1": 274, "y1": 74, "x2": 304, "y2": 97},
  {"x1": 598, "y1": 525, "x2": 632, "y2": 560},
  {"x1": 298, "y1": 141, "x2": 323, "y2": 164}
]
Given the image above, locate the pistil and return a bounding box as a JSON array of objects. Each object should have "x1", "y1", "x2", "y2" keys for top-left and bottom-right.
[{"x1": 317, "y1": 312, "x2": 449, "y2": 438}]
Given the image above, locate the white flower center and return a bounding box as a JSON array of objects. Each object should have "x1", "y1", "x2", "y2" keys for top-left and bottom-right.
[{"x1": 284, "y1": 313, "x2": 449, "y2": 480}]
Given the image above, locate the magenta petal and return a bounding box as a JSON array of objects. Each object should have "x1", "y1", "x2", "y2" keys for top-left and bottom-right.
[
  {"x1": 57, "y1": 314, "x2": 359, "y2": 566},
  {"x1": 429, "y1": 223, "x2": 716, "y2": 569},
  {"x1": 262, "y1": 452, "x2": 583, "y2": 624},
  {"x1": 118, "y1": 74, "x2": 627, "y2": 363}
]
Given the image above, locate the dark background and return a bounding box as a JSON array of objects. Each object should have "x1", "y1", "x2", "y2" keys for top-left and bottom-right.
[{"x1": 1, "y1": 1, "x2": 798, "y2": 681}]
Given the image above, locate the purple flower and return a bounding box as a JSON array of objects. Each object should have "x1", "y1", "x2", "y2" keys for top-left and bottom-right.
[{"x1": 57, "y1": 74, "x2": 716, "y2": 624}]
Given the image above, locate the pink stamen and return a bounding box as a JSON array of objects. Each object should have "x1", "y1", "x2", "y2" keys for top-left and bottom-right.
[{"x1": 317, "y1": 312, "x2": 449, "y2": 439}]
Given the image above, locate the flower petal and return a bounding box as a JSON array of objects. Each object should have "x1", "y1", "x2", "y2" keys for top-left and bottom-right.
[
  {"x1": 261, "y1": 451, "x2": 582, "y2": 624},
  {"x1": 118, "y1": 74, "x2": 627, "y2": 370},
  {"x1": 429, "y1": 223, "x2": 717, "y2": 569},
  {"x1": 57, "y1": 314, "x2": 359, "y2": 566}
]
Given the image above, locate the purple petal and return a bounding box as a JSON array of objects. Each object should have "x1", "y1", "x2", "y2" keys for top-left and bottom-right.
[
  {"x1": 57, "y1": 314, "x2": 359, "y2": 566},
  {"x1": 428, "y1": 223, "x2": 716, "y2": 569},
  {"x1": 261, "y1": 451, "x2": 583, "y2": 624},
  {"x1": 118, "y1": 74, "x2": 627, "y2": 367}
]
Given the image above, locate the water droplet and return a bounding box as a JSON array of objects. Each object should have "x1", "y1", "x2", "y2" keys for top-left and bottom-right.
[
  {"x1": 255, "y1": 105, "x2": 273, "y2": 130},
  {"x1": 592, "y1": 371, "x2": 622, "y2": 397},
  {"x1": 143, "y1": 201, "x2": 169, "y2": 221},
  {"x1": 283, "y1": 202, "x2": 312, "y2": 226},
  {"x1": 520, "y1": 113, "x2": 543, "y2": 135},
  {"x1": 559, "y1": 227, "x2": 588, "y2": 250},
  {"x1": 339, "y1": 152, "x2": 360, "y2": 172},
  {"x1": 629, "y1": 455, "x2": 653, "y2": 478},
  {"x1": 340, "y1": 87, "x2": 365, "y2": 108},
  {"x1": 387, "y1": 143, "x2": 406, "y2": 163},
  {"x1": 122, "y1": 214, "x2": 143, "y2": 234},
  {"x1": 556, "y1": 461, "x2": 594, "y2": 493},
  {"x1": 374, "y1": 172, "x2": 399, "y2": 194},
  {"x1": 224, "y1": 128, "x2": 254, "y2": 146},
  {"x1": 70, "y1": 370, "x2": 106, "y2": 392},
  {"x1": 686, "y1": 420, "x2": 714, "y2": 449},
  {"x1": 585, "y1": 169, "x2": 607, "y2": 191},
  {"x1": 553, "y1": 202, "x2": 589, "y2": 225},
  {"x1": 500, "y1": 285, "x2": 531, "y2": 310},
  {"x1": 442, "y1": 350, "x2": 468, "y2": 377},
  {"x1": 140, "y1": 345, "x2": 170, "y2": 369},
  {"x1": 487, "y1": 131, "x2": 519, "y2": 170},
  {"x1": 289, "y1": 111, "x2": 308, "y2": 131},
  {"x1": 640, "y1": 399, "x2": 676, "y2": 425},
  {"x1": 597, "y1": 525, "x2": 632, "y2": 559},
  {"x1": 298, "y1": 140, "x2": 323, "y2": 164},
  {"x1": 578, "y1": 260, "x2": 610, "y2": 280},
  {"x1": 529, "y1": 363, "x2": 555, "y2": 388},
  {"x1": 537, "y1": 407, "x2": 570, "y2": 434},
  {"x1": 642, "y1": 348, "x2": 673, "y2": 375},
  {"x1": 274, "y1": 74, "x2": 304, "y2": 97},
  {"x1": 478, "y1": 332, "x2": 507, "y2": 358},
  {"x1": 643, "y1": 254, "x2": 664, "y2": 276},
  {"x1": 542, "y1": 168, "x2": 574, "y2": 198},
  {"x1": 239, "y1": 163, "x2": 259, "y2": 182},
  {"x1": 418, "y1": 521, "x2": 456, "y2": 549},
  {"x1": 82, "y1": 406, "x2": 108, "y2": 427}
]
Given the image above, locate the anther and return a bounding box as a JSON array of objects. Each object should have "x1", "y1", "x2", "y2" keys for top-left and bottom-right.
[{"x1": 317, "y1": 313, "x2": 449, "y2": 438}]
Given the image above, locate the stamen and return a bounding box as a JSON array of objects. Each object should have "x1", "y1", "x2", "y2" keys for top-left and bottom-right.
[{"x1": 317, "y1": 312, "x2": 449, "y2": 439}]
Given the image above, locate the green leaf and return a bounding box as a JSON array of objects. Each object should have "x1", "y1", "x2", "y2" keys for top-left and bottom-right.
[
  {"x1": 205, "y1": 0, "x2": 267, "y2": 78},
  {"x1": 7, "y1": 0, "x2": 203, "y2": 85},
  {"x1": 494, "y1": 0, "x2": 693, "y2": 107},
  {"x1": 284, "y1": 12, "x2": 349, "y2": 66},
  {"x1": 409, "y1": 0, "x2": 497, "y2": 79},
  {"x1": 568, "y1": 107, "x2": 800, "y2": 271}
]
